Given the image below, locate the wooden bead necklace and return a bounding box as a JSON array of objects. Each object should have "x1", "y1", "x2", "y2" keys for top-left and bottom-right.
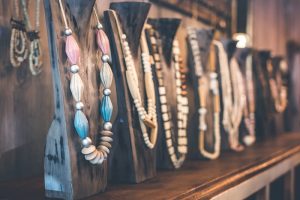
[
  {"x1": 267, "y1": 59, "x2": 288, "y2": 113},
  {"x1": 188, "y1": 28, "x2": 221, "y2": 159},
  {"x1": 146, "y1": 25, "x2": 188, "y2": 168},
  {"x1": 243, "y1": 54, "x2": 256, "y2": 146},
  {"x1": 10, "y1": 0, "x2": 28, "y2": 68},
  {"x1": 20, "y1": 0, "x2": 43, "y2": 75},
  {"x1": 111, "y1": 11, "x2": 157, "y2": 149},
  {"x1": 58, "y1": 0, "x2": 114, "y2": 164},
  {"x1": 214, "y1": 40, "x2": 245, "y2": 152}
]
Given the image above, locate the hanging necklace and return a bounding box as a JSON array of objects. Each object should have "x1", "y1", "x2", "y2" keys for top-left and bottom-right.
[
  {"x1": 243, "y1": 54, "x2": 256, "y2": 146},
  {"x1": 267, "y1": 59, "x2": 288, "y2": 113},
  {"x1": 111, "y1": 11, "x2": 157, "y2": 149},
  {"x1": 20, "y1": 0, "x2": 42, "y2": 75},
  {"x1": 146, "y1": 25, "x2": 188, "y2": 168},
  {"x1": 214, "y1": 40, "x2": 245, "y2": 152},
  {"x1": 187, "y1": 28, "x2": 221, "y2": 159},
  {"x1": 10, "y1": 0, "x2": 28, "y2": 68},
  {"x1": 58, "y1": 0, "x2": 113, "y2": 164}
]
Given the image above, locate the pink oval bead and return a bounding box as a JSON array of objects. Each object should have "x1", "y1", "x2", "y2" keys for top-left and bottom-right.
[
  {"x1": 65, "y1": 35, "x2": 80, "y2": 65},
  {"x1": 96, "y1": 29, "x2": 110, "y2": 55}
]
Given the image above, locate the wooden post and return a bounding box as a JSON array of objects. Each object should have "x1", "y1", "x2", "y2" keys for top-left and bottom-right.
[
  {"x1": 43, "y1": 0, "x2": 113, "y2": 199},
  {"x1": 104, "y1": 2, "x2": 156, "y2": 183}
]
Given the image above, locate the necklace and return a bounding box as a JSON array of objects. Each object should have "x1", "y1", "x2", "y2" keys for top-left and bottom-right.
[
  {"x1": 20, "y1": 0, "x2": 43, "y2": 75},
  {"x1": 243, "y1": 54, "x2": 256, "y2": 146},
  {"x1": 188, "y1": 28, "x2": 221, "y2": 159},
  {"x1": 214, "y1": 40, "x2": 245, "y2": 152},
  {"x1": 146, "y1": 25, "x2": 188, "y2": 168},
  {"x1": 58, "y1": 0, "x2": 113, "y2": 164},
  {"x1": 111, "y1": 11, "x2": 157, "y2": 149},
  {"x1": 10, "y1": 0, "x2": 28, "y2": 68},
  {"x1": 267, "y1": 59, "x2": 288, "y2": 113}
]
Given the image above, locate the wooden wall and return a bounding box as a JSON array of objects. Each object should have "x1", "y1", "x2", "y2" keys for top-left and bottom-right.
[{"x1": 0, "y1": 1, "x2": 54, "y2": 181}]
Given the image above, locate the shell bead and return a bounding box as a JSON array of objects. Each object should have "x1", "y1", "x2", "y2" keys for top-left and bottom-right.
[
  {"x1": 65, "y1": 35, "x2": 80, "y2": 65},
  {"x1": 101, "y1": 96, "x2": 113, "y2": 122},
  {"x1": 103, "y1": 88, "x2": 111, "y2": 96},
  {"x1": 70, "y1": 73, "x2": 84, "y2": 102},
  {"x1": 74, "y1": 110, "x2": 89, "y2": 139},
  {"x1": 96, "y1": 29, "x2": 110, "y2": 55},
  {"x1": 70, "y1": 64, "x2": 79, "y2": 73},
  {"x1": 100, "y1": 62, "x2": 113, "y2": 88}
]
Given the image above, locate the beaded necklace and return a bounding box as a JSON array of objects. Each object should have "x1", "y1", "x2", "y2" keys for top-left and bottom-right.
[
  {"x1": 267, "y1": 59, "x2": 288, "y2": 113},
  {"x1": 111, "y1": 11, "x2": 157, "y2": 149},
  {"x1": 58, "y1": 0, "x2": 114, "y2": 164},
  {"x1": 214, "y1": 41, "x2": 245, "y2": 152},
  {"x1": 20, "y1": 0, "x2": 42, "y2": 75},
  {"x1": 188, "y1": 28, "x2": 220, "y2": 159},
  {"x1": 243, "y1": 54, "x2": 256, "y2": 146},
  {"x1": 10, "y1": 0, "x2": 28, "y2": 68},
  {"x1": 146, "y1": 25, "x2": 188, "y2": 168}
]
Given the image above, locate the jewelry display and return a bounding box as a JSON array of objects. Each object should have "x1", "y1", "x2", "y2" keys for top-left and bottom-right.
[
  {"x1": 146, "y1": 24, "x2": 188, "y2": 167},
  {"x1": 243, "y1": 54, "x2": 256, "y2": 146},
  {"x1": 267, "y1": 59, "x2": 288, "y2": 113},
  {"x1": 20, "y1": 0, "x2": 43, "y2": 75},
  {"x1": 111, "y1": 11, "x2": 158, "y2": 149},
  {"x1": 58, "y1": 0, "x2": 113, "y2": 164},
  {"x1": 214, "y1": 41, "x2": 245, "y2": 152},
  {"x1": 10, "y1": 0, "x2": 28, "y2": 68},
  {"x1": 187, "y1": 28, "x2": 220, "y2": 159}
]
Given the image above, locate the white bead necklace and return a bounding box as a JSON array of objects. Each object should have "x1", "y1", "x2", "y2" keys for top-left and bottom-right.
[
  {"x1": 188, "y1": 28, "x2": 221, "y2": 159},
  {"x1": 112, "y1": 11, "x2": 158, "y2": 149},
  {"x1": 214, "y1": 40, "x2": 245, "y2": 151},
  {"x1": 243, "y1": 54, "x2": 256, "y2": 146},
  {"x1": 10, "y1": 0, "x2": 28, "y2": 68},
  {"x1": 146, "y1": 25, "x2": 188, "y2": 168}
]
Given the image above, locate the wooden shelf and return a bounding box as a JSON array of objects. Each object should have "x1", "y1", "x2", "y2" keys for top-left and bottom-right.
[{"x1": 1, "y1": 133, "x2": 300, "y2": 199}]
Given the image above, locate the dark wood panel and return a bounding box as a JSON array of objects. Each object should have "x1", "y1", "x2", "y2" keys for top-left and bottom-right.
[
  {"x1": 0, "y1": 0, "x2": 54, "y2": 181},
  {"x1": 1, "y1": 132, "x2": 300, "y2": 199}
]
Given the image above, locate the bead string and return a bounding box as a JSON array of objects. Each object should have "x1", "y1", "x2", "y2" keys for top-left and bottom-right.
[
  {"x1": 111, "y1": 10, "x2": 158, "y2": 149},
  {"x1": 146, "y1": 25, "x2": 188, "y2": 168},
  {"x1": 243, "y1": 54, "x2": 256, "y2": 146},
  {"x1": 214, "y1": 40, "x2": 245, "y2": 152},
  {"x1": 267, "y1": 59, "x2": 288, "y2": 113},
  {"x1": 10, "y1": 0, "x2": 28, "y2": 68},
  {"x1": 20, "y1": 0, "x2": 43, "y2": 75},
  {"x1": 57, "y1": 0, "x2": 114, "y2": 164},
  {"x1": 188, "y1": 28, "x2": 221, "y2": 159}
]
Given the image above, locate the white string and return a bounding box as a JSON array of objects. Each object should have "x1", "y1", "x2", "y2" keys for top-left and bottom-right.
[{"x1": 58, "y1": 0, "x2": 69, "y2": 29}]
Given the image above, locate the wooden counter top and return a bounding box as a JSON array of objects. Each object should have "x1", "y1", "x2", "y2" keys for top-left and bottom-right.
[{"x1": 1, "y1": 132, "x2": 300, "y2": 199}]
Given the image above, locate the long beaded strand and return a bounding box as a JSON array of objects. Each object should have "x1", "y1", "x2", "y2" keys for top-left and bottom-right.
[
  {"x1": 112, "y1": 11, "x2": 158, "y2": 149},
  {"x1": 10, "y1": 0, "x2": 28, "y2": 67},
  {"x1": 214, "y1": 40, "x2": 245, "y2": 152},
  {"x1": 243, "y1": 54, "x2": 256, "y2": 146},
  {"x1": 145, "y1": 25, "x2": 188, "y2": 168},
  {"x1": 268, "y1": 59, "x2": 288, "y2": 113},
  {"x1": 187, "y1": 28, "x2": 220, "y2": 159},
  {"x1": 20, "y1": 0, "x2": 43, "y2": 75},
  {"x1": 58, "y1": 0, "x2": 113, "y2": 164}
]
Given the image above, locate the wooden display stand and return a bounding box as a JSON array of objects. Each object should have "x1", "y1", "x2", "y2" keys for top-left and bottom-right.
[
  {"x1": 104, "y1": 2, "x2": 156, "y2": 183},
  {"x1": 43, "y1": 0, "x2": 117, "y2": 199},
  {"x1": 147, "y1": 18, "x2": 183, "y2": 169},
  {"x1": 253, "y1": 50, "x2": 272, "y2": 138}
]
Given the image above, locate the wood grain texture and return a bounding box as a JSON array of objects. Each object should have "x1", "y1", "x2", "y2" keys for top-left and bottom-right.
[
  {"x1": 43, "y1": 0, "x2": 116, "y2": 198},
  {"x1": 0, "y1": 0, "x2": 54, "y2": 181},
  {"x1": 1, "y1": 132, "x2": 300, "y2": 199},
  {"x1": 105, "y1": 2, "x2": 157, "y2": 183}
]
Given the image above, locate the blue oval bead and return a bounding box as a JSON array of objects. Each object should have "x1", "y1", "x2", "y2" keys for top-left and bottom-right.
[
  {"x1": 74, "y1": 110, "x2": 89, "y2": 139},
  {"x1": 101, "y1": 96, "x2": 113, "y2": 122}
]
